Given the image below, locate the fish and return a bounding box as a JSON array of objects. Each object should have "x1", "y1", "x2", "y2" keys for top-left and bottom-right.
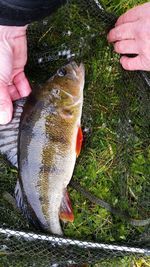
[{"x1": 0, "y1": 61, "x2": 85, "y2": 235}]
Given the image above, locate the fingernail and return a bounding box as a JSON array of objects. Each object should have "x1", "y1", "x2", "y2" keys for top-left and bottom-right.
[{"x1": 0, "y1": 111, "x2": 10, "y2": 124}]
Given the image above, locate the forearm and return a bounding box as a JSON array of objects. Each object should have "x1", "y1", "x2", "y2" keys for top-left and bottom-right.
[{"x1": 0, "y1": 0, "x2": 66, "y2": 26}]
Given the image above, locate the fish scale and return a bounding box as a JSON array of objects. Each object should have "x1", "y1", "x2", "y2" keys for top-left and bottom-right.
[{"x1": 0, "y1": 61, "x2": 85, "y2": 235}]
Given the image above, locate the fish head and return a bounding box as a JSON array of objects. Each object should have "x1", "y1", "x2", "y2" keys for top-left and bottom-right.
[
  {"x1": 48, "y1": 61, "x2": 85, "y2": 109},
  {"x1": 56, "y1": 61, "x2": 85, "y2": 97}
]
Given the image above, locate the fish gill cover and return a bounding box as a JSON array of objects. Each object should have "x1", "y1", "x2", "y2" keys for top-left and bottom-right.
[{"x1": 0, "y1": 0, "x2": 150, "y2": 266}]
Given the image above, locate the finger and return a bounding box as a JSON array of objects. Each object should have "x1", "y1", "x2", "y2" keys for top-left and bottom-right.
[
  {"x1": 120, "y1": 55, "x2": 148, "y2": 71},
  {"x1": 107, "y1": 23, "x2": 135, "y2": 42},
  {"x1": 114, "y1": 40, "x2": 139, "y2": 54},
  {"x1": 116, "y1": 7, "x2": 141, "y2": 26},
  {"x1": 12, "y1": 34, "x2": 31, "y2": 97},
  {"x1": 0, "y1": 82, "x2": 13, "y2": 124},
  {"x1": 115, "y1": 3, "x2": 150, "y2": 26},
  {"x1": 13, "y1": 72, "x2": 31, "y2": 97},
  {"x1": 8, "y1": 84, "x2": 21, "y2": 100}
]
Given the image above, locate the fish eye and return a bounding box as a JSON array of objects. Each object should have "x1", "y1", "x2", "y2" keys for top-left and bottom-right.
[{"x1": 57, "y1": 68, "x2": 67, "y2": 77}]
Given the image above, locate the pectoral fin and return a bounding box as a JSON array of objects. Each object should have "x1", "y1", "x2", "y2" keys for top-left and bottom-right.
[
  {"x1": 59, "y1": 190, "x2": 74, "y2": 223},
  {"x1": 76, "y1": 127, "x2": 83, "y2": 157}
]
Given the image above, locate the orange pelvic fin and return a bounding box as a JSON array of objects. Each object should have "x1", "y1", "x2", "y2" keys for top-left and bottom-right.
[
  {"x1": 76, "y1": 127, "x2": 83, "y2": 157},
  {"x1": 59, "y1": 190, "x2": 74, "y2": 223}
]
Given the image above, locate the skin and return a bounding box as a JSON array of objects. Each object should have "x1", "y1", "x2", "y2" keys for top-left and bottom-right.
[
  {"x1": 18, "y1": 61, "x2": 85, "y2": 235},
  {"x1": 0, "y1": 25, "x2": 31, "y2": 125},
  {"x1": 107, "y1": 2, "x2": 150, "y2": 71}
]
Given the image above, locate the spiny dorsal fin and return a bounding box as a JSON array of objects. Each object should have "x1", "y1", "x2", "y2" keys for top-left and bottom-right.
[{"x1": 0, "y1": 98, "x2": 27, "y2": 167}]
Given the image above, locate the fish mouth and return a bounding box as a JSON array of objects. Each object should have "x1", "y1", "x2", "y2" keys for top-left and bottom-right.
[
  {"x1": 78, "y1": 62, "x2": 85, "y2": 74},
  {"x1": 70, "y1": 61, "x2": 85, "y2": 75}
]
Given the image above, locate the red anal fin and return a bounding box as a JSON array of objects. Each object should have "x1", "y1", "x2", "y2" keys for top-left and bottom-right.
[
  {"x1": 59, "y1": 190, "x2": 74, "y2": 223},
  {"x1": 76, "y1": 127, "x2": 83, "y2": 157}
]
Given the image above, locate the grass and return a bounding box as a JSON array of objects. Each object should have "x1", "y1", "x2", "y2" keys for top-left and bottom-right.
[
  {"x1": 0, "y1": 0, "x2": 150, "y2": 266},
  {"x1": 102, "y1": 0, "x2": 146, "y2": 14}
]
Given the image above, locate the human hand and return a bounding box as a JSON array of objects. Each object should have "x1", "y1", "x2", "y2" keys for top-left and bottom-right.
[
  {"x1": 0, "y1": 25, "x2": 31, "y2": 124},
  {"x1": 107, "y1": 2, "x2": 150, "y2": 71}
]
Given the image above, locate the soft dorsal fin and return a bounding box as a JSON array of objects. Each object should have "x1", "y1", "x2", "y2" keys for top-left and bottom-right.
[{"x1": 0, "y1": 98, "x2": 26, "y2": 168}]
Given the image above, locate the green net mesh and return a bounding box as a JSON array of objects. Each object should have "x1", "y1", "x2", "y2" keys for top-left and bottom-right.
[{"x1": 0, "y1": 0, "x2": 150, "y2": 266}]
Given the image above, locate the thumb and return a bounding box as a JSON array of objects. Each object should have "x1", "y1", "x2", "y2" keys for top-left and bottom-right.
[
  {"x1": 13, "y1": 72, "x2": 31, "y2": 98},
  {"x1": 0, "y1": 82, "x2": 13, "y2": 124}
]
